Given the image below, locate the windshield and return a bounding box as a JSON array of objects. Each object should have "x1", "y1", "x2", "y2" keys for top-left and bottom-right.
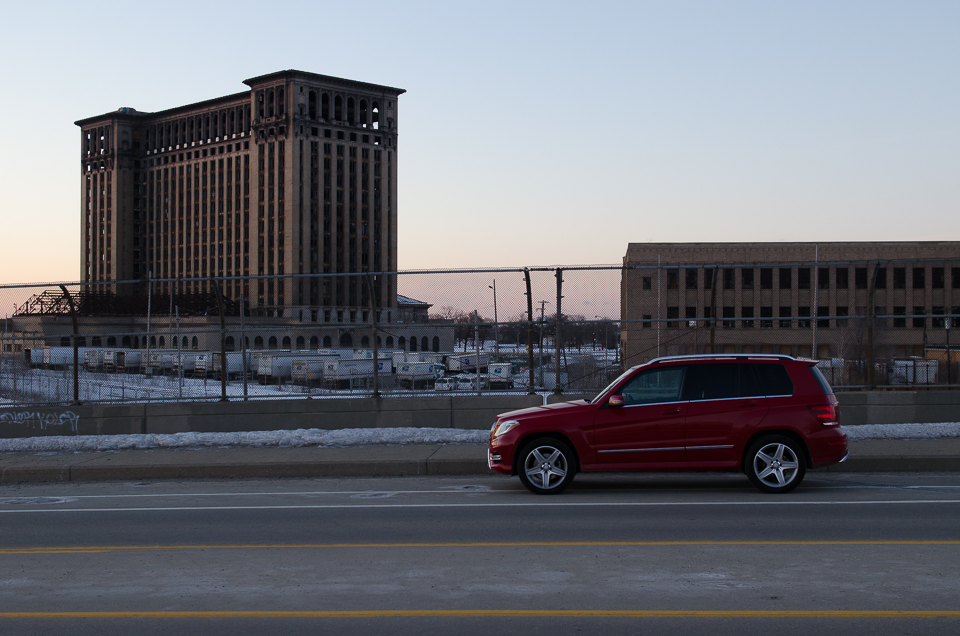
[{"x1": 590, "y1": 366, "x2": 638, "y2": 404}]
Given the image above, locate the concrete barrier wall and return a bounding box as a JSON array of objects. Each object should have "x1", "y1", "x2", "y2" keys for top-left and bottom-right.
[
  {"x1": 0, "y1": 394, "x2": 591, "y2": 439},
  {"x1": 836, "y1": 391, "x2": 960, "y2": 426},
  {"x1": 0, "y1": 391, "x2": 953, "y2": 439}
]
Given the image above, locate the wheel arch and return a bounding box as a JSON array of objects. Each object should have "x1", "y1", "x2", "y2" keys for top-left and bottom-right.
[
  {"x1": 511, "y1": 432, "x2": 581, "y2": 476},
  {"x1": 741, "y1": 429, "x2": 812, "y2": 471}
]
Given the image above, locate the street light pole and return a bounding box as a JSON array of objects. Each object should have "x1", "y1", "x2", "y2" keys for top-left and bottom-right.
[{"x1": 489, "y1": 280, "x2": 499, "y2": 360}]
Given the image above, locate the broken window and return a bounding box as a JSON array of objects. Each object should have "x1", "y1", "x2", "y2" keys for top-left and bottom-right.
[
  {"x1": 309, "y1": 91, "x2": 317, "y2": 119},
  {"x1": 347, "y1": 97, "x2": 355, "y2": 124},
  {"x1": 760, "y1": 268, "x2": 772, "y2": 290},
  {"x1": 913, "y1": 267, "x2": 925, "y2": 289},
  {"x1": 741, "y1": 268, "x2": 754, "y2": 289},
  {"x1": 797, "y1": 268, "x2": 810, "y2": 289},
  {"x1": 685, "y1": 269, "x2": 698, "y2": 289},
  {"x1": 334, "y1": 95, "x2": 343, "y2": 121},
  {"x1": 371, "y1": 101, "x2": 379, "y2": 129}
]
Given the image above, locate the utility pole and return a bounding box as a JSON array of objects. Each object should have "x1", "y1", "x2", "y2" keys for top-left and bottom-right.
[
  {"x1": 489, "y1": 280, "x2": 499, "y2": 360},
  {"x1": 474, "y1": 310, "x2": 481, "y2": 396}
]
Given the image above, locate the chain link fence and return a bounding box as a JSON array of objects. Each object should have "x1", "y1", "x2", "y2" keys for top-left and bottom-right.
[{"x1": 1, "y1": 260, "x2": 958, "y2": 407}]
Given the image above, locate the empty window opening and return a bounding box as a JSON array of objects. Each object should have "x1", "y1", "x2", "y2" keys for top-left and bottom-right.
[
  {"x1": 339, "y1": 333, "x2": 353, "y2": 347},
  {"x1": 334, "y1": 95, "x2": 343, "y2": 121}
]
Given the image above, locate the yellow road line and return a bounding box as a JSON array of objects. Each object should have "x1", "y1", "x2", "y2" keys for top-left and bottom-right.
[
  {"x1": 1, "y1": 610, "x2": 959, "y2": 619},
  {"x1": 1, "y1": 540, "x2": 958, "y2": 555}
]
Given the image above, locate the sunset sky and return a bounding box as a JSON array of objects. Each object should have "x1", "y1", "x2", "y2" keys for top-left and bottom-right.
[{"x1": 0, "y1": 0, "x2": 957, "y2": 292}]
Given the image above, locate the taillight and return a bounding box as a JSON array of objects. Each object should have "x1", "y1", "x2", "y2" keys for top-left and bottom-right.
[{"x1": 810, "y1": 404, "x2": 838, "y2": 425}]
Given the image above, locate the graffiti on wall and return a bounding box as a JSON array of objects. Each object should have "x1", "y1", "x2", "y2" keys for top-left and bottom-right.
[{"x1": 0, "y1": 411, "x2": 80, "y2": 434}]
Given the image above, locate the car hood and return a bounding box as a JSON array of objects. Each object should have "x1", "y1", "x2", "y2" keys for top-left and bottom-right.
[{"x1": 498, "y1": 399, "x2": 591, "y2": 420}]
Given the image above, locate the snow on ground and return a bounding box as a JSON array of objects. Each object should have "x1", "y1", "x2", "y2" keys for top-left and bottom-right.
[
  {"x1": 0, "y1": 423, "x2": 957, "y2": 455},
  {"x1": 0, "y1": 427, "x2": 490, "y2": 454}
]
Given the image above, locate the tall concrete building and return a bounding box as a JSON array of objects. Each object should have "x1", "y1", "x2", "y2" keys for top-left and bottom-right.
[
  {"x1": 75, "y1": 70, "x2": 403, "y2": 317},
  {"x1": 621, "y1": 242, "x2": 960, "y2": 383}
]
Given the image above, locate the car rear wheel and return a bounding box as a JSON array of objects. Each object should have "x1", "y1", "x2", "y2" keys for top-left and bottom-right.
[
  {"x1": 517, "y1": 438, "x2": 576, "y2": 495},
  {"x1": 745, "y1": 435, "x2": 806, "y2": 494}
]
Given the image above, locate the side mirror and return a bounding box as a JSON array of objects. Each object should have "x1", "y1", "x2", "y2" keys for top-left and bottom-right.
[{"x1": 608, "y1": 395, "x2": 625, "y2": 407}]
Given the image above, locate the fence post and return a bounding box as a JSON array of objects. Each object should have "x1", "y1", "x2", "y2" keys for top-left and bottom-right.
[
  {"x1": 58, "y1": 285, "x2": 80, "y2": 405},
  {"x1": 365, "y1": 273, "x2": 380, "y2": 399},
  {"x1": 524, "y1": 268, "x2": 535, "y2": 395},
  {"x1": 554, "y1": 268, "x2": 563, "y2": 394},
  {"x1": 866, "y1": 262, "x2": 880, "y2": 388},
  {"x1": 212, "y1": 280, "x2": 228, "y2": 402}
]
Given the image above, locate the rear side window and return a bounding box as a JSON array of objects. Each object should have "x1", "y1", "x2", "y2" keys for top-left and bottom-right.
[
  {"x1": 809, "y1": 366, "x2": 835, "y2": 396},
  {"x1": 752, "y1": 363, "x2": 794, "y2": 396},
  {"x1": 684, "y1": 364, "x2": 738, "y2": 400}
]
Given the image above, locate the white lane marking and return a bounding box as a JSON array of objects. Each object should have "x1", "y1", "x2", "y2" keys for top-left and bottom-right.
[{"x1": 0, "y1": 499, "x2": 959, "y2": 514}]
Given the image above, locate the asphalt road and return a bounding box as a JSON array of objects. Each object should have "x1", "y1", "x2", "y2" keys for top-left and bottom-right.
[{"x1": 1, "y1": 471, "x2": 959, "y2": 635}]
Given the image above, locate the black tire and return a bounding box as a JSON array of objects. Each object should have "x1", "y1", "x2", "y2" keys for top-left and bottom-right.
[
  {"x1": 517, "y1": 438, "x2": 576, "y2": 495},
  {"x1": 745, "y1": 435, "x2": 806, "y2": 494}
]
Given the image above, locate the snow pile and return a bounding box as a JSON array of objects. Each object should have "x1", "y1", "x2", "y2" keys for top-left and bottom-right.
[
  {"x1": 0, "y1": 427, "x2": 490, "y2": 454},
  {"x1": 844, "y1": 422, "x2": 960, "y2": 441}
]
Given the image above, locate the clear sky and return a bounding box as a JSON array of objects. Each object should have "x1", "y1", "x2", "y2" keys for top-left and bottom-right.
[{"x1": 0, "y1": 0, "x2": 957, "y2": 286}]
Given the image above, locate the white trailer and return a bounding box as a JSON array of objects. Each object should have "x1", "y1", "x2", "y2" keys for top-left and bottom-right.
[
  {"x1": 117, "y1": 350, "x2": 141, "y2": 374},
  {"x1": 396, "y1": 362, "x2": 445, "y2": 389},
  {"x1": 211, "y1": 352, "x2": 252, "y2": 380},
  {"x1": 446, "y1": 353, "x2": 490, "y2": 373},
  {"x1": 84, "y1": 349, "x2": 104, "y2": 372},
  {"x1": 142, "y1": 351, "x2": 174, "y2": 375},
  {"x1": 290, "y1": 355, "x2": 339, "y2": 385},
  {"x1": 322, "y1": 358, "x2": 390, "y2": 389},
  {"x1": 488, "y1": 362, "x2": 514, "y2": 389}
]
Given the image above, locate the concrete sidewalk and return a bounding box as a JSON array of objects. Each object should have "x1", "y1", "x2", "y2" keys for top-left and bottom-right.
[{"x1": 1, "y1": 439, "x2": 959, "y2": 484}]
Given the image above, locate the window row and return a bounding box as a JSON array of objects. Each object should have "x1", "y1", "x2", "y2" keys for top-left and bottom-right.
[
  {"x1": 646, "y1": 306, "x2": 960, "y2": 329},
  {"x1": 647, "y1": 265, "x2": 960, "y2": 292}
]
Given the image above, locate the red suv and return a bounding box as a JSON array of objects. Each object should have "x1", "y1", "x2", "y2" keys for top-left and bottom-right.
[{"x1": 488, "y1": 355, "x2": 847, "y2": 494}]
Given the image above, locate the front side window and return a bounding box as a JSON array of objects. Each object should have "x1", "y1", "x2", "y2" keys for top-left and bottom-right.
[{"x1": 618, "y1": 366, "x2": 686, "y2": 406}]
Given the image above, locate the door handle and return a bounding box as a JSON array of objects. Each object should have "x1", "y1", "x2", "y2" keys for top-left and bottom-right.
[{"x1": 662, "y1": 407, "x2": 681, "y2": 414}]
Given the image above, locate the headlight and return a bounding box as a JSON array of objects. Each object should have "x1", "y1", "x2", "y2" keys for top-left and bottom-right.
[{"x1": 493, "y1": 419, "x2": 521, "y2": 438}]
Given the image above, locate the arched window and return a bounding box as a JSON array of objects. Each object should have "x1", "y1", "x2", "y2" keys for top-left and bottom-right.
[
  {"x1": 296, "y1": 336, "x2": 305, "y2": 350},
  {"x1": 310, "y1": 336, "x2": 319, "y2": 349},
  {"x1": 226, "y1": 336, "x2": 235, "y2": 351},
  {"x1": 371, "y1": 102, "x2": 380, "y2": 130},
  {"x1": 122, "y1": 336, "x2": 131, "y2": 348},
  {"x1": 182, "y1": 337, "x2": 188, "y2": 349},
  {"x1": 361, "y1": 335, "x2": 370, "y2": 347},
  {"x1": 386, "y1": 336, "x2": 394, "y2": 348},
  {"x1": 150, "y1": 336, "x2": 157, "y2": 348},
  {"x1": 267, "y1": 90, "x2": 275, "y2": 118},
  {"x1": 346, "y1": 97, "x2": 355, "y2": 124},
  {"x1": 60, "y1": 336, "x2": 70, "y2": 347},
  {"x1": 92, "y1": 336, "x2": 102, "y2": 347},
  {"x1": 268, "y1": 336, "x2": 278, "y2": 349},
  {"x1": 410, "y1": 337, "x2": 418, "y2": 352},
  {"x1": 308, "y1": 91, "x2": 317, "y2": 119},
  {"x1": 359, "y1": 100, "x2": 367, "y2": 127},
  {"x1": 229, "y1": 111, "x2": 235, "y2": 135},
  {"x1": 133, "y1": 336, "x2": 139, "y2": 349},
  {"x1": 323, "y1": 335, "x2": 332, "y2": 348},
  {"x1": 191, "y1": 337, "x2": 199, "y2": 349},
  {"x1": 277, "y1": 88, "x2": 285, "y2": 116},
  {"x1": 321, "y1": 93, "x2": 330, "y2": 120},
  {"x1": 254, "y1": 336, "x2": 263, "y2": 348},
  {"x1": 107, "y1": 336, "x2": 117, "y2": 347},
  {"x1": 433, "y1": 336, "x2": 440, "y2": 352},
  {"x1": 339, "y1": 333, "x2": 353, "y2": 347},
  {"x1": 398, "y1": 336, "x2": 405, "y2": 349},
  {"x1": 421, "y1": 337, "x2": 429, "y2": 352},
  {"x1": 282, "y1": 336, "x2": 291, "y2": 349},
  {"x1": 377, "y1": 336, "x2": 382, "y2": 347},
  {"x1": 334, "y1": 95, "x2": 342, "y2": 121},
  {"x1": 78, "y1": 337, "x2": 87, "y2": 347},
  {"x1": 158, "y1": 336, "x2": 165, "y2": 348},
  {"x1": 257, "y1": 92, "x2": 265, "y2": 120}
]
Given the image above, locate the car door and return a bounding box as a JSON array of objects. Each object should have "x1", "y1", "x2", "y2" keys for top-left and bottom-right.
[
  {"x1": 592, "y1": 365, "x2": 688, "y2": 465},
  {"x1": 683, "y1": 363, "x2": 769, "y2": 466}
]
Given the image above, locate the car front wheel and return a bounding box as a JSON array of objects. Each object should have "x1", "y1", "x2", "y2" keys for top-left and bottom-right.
[
  {"x1": 517, "y1": 438, "x2": 576, "y2": 495},
  {"x1": 745, "y1": 435, "x2": 806, "y2": 494}
]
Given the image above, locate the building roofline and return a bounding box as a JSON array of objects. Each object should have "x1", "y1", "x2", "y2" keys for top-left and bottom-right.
[
  {"x1": 75, "y1": 91, "x2": 252, "y2": 127},
  {"x1": 243, "y1": 69, "x2": 406, "y2": 95}
]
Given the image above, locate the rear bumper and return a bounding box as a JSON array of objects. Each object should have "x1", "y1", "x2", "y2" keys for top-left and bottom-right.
[{"x1": 807, "y1": 427, "x2": 849, "y2": 467}]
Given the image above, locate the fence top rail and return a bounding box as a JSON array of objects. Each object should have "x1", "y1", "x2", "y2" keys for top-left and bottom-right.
[{"x1": 6, "y1": 256, "x2": 960, "y2": 290}]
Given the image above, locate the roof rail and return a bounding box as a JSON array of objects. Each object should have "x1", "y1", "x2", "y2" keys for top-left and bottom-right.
[{"x1": 647, "y1": 353, "x2": 796, "y2": 364}]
